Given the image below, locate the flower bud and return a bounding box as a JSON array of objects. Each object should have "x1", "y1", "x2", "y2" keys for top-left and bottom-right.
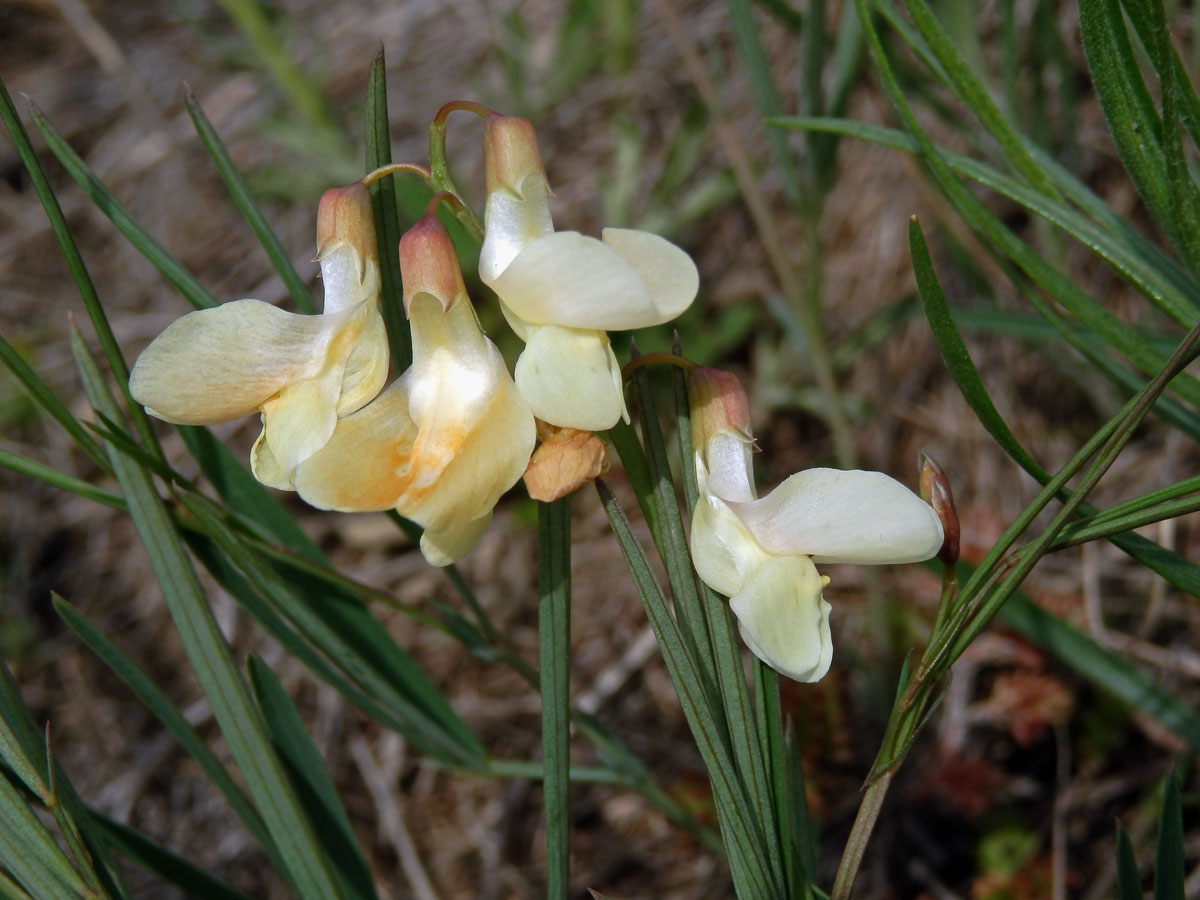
[
  {"x1": 688, "y1": 366, "x2": 753, "y2": 451},
  {"x1": 918, "y1": 451, "x2": 959, "y2": 565},
  {"x1": 316, "y1": 182, "x2": 376, "y2": 263},
  {"x1": 398, "y1": 215, "x2": 467, "y2": 314},
  {"x1": 484, "y1": 113, "x2": 547, "y2": 196}
]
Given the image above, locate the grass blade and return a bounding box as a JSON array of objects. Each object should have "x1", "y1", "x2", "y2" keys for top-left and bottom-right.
[
  {"x1": 0, "y1": 771, "x2": 87, "y2": 900},
  {"x1": 0, "y1": 75, "x2": 163, "y2": 461},
  {"x1": 773, "y1": 116, "x2": 1200, "y2": 326},
  {"x1": 364, "y1": 48, "x2": 412, "y2": 371},
  {"x1": 91, "y1": 815, "x2": 257, "y2": 900},
  {"x1": 1154, "y1": 770, "x2": 1184, "y2": 900},
  {"x1": 51, "y1": 595, "x2": 275, "y2": 855},
  {"x1": 538, "y1": 497, "x2": 572, "y2": 900},
  {"x1": 0, "y1": 332, "x2": 110, "y2": 473},
  {"x1": 1079, "y1": 0, "x2": 1197, "y2": 260},
  {"x1": 0, "y1": 449, "x2": 122, "y2": 510},
  {"x1": 70, "y1": 330, "x2": 341, "y2": 899},
  {"x1": 184, "y1": 90, "x2": 314, "y2": 314},
  {"x1": 726, "y1": 0, "x2": 804, "y2": 206},
  {"x1": 900, "y1": 0, "x2": 1059, "y2": 199},
  {"x1": 28, "y1": 102, "x2": 218, "y2": 312},
  {"x1": 248, "y1": 656, "x2": 379, "y2": 900},
  {"x1": 597, "y1": 479, "x2": 777, "y2": 899},
  {"x1": 910, "y1": 216, "x2": 1200, "y2": 600},
  {"x1": 1116, "y1": 824, "x2": 1142, "y2": 900},
  {"x1": 181, "y1": 493, "x2": 484, "y2": 768}
]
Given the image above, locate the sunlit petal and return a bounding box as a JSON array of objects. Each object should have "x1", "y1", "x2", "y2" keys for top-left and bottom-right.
[
  {"x1": 478, "y1": 177, "x2": 555, "y2": 283},
  {"x1": 701, "y1": 433, "x2": 756, "y2": 503},
  {"x1": 514, "y1": 325, "x2": 627, "y2": 431},
  {"x1": 487, "y1": 232, "x2": 655, "y2": 329},
  {"x1": 730, "y1": 468, "x2": 944, "y2": 565},
  {"x1": 729, "y1": 555, "x2": 833, "y2": 683},
  {"x1": 129, "y1": 299, "x2": 343, "y2": 424},
  {"x1": 334, "y1": 300, "x2": 390, "y2": 414},
  {"x1": 404, "y1": 295, "x2": 536, "y2": 528},
  {"x1": 249, "y1": 426, "x2": 292, "y2": 491},
  {"x1": 256, "y1": 371, "x2": 345, "y2": 488},
  {"x1": 292, "y1": 377, "x2": 417, "y2": 512},
  {"x1": 600, "y1": 227, "x2": 699, "y2": 323},
  {"x1": 420, "y1": 514, "x2": 493, "y2": 567},
  {"x1": 318, "y1": 245, "x2": 378, "y2": 315},
  {"x1": 689, "y1": 486, "x2": 766, "y2": 598}
]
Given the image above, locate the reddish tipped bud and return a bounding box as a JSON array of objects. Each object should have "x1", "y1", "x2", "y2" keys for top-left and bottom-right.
[
  {"x1": 918, "y1": 451, "x2": 959, "y2": 565},
  {"x1": 484, "y1": 113, "x2": 547, "y2": 196},
  {"x1": 316, "y1": 182, "x2": 376, "y2": 262},
  {"x1": 688, "y1": 367, "x2": 753, "y2": 451},
  {"x1": 398, "y1": 216, "x2": 467, "y2": 315}
]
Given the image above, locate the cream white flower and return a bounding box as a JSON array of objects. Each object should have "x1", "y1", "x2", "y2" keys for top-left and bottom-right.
[
  {"x1": 478, "y1": 114, "x2": 699, "y2": 431},
  {"x1": 129, "y1": 183, "x2": 388, "y2": 489},
  {"x1": 293, "y1": 214, "x2": 536, "y2": 566},
  {"x1": 688, "y1": 368, "x2": 944, "y2": 682}
]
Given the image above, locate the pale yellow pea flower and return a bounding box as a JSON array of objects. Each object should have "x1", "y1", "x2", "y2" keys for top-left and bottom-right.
[
  {"x1": 129, "y1": 183, "x2": 388, "y2": 489},
  {"x1": 293, "y1": 212, "x2": 536, "y2": 566},
  {"x1": 478, "y1": 114, "x2": 699, "y2": 432},
  {"x1": 687, "y1": 368, "x2": 944, "y2": 682}
]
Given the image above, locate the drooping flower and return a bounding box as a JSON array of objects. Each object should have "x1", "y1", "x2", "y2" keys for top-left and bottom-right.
[
  {"x1": 129, "y1": 183, "x2": 388, "y2": 489},
  {"x1": 478, "y1": 113, "x2": 699, "y2": 431},
  {"x1": 293, "y1": 211, "x2": 536, "y2": 566},
  {"x1": 687, "y1": 367, "x2": 944, "y2": 682}
]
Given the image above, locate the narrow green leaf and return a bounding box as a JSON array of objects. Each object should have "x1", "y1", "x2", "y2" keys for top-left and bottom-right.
[
  {"x1": 629, "y1": 366, "x2": 721, "y2": 715},
  {"x1": 1154, "y1": 771, "x2": 1184, "y2": 900},
  {"x1": 538, "y1": 497, "x2": 572, "y2": 900},
  {"x1": 901, "y1": 0, "x2": 1060, "y2": 199},
  {"x1": 910, "y1": 216, "x2": 1200, "y2": 600},
  {"x1": 0, "y1": 332, "x2": 109, "y2": 473},
  {"x1": 248, "y1": 657, "x2": 379, "y2": 900},
  {"x1": 52, "y1": 595, "x2": 275, "y2": 856},
  {"x1": 180, "y1": 494, "x2": 484, "y2": 768},
  {"x1": 597, "y1": 480, "x2": 778, "y2": 899},
  {"x1": 364, "y1": 47, "x2": 412, "y2": 371},
  {"x1": 70, "y1": 330, "x2": 342, "y2": 899},
  {"x1": 0, "y1": 450, "x2": 122, "y2": 511},
  {"x1": 1120, "y1": 0, "x2": 1200, "y2": 153},
  {"x1": 176, "y1": 426, "x2": 321, "y2": 561},
  {"x1": 1115, "y1": 825, "x2": 1142, "y2": 900},
  {"x1": 1051, "y1": 490, "x2": 1200, "y2": 549},
  {"x1": 184, "y1": 90, "x2": 315, "y2": 314},
  {"x1": 0, "y1": 770, "x2": 88, "y2": 900},
  {"x1": 0, "y1": 870, "x2": 32, "y2": 900},
  {"x1": 91, "y1": 814, "x2": 256, "y2": 900},
  {"x1": 181, "y1": 531, "x2": 426, "y2": 740},
  {"x1": 855, "y1": 4, "x2": 1200, "y2": 409},
  {"x1": 754, "y1": 660, "x2": 802, "y2": 898},
  {"x1": 772, "y1": 116, "x2": 1200, "y2": 326},
  {"x1": 909, "y1": 218, "x2": 1044, "y2": 475},
  {"x1": 0, "y1": 661, "x2": 130, "y2": 899},
  {"x1": 604, "y1": 418, "x2": 662, "y2": 543},
  {"x1": 27, "y1": 102, "x2": 218, "y2": 312},
  {"x1": 1080, "y1": 0, "x2": 1184, "y2": 253},
  {"x1": 0, "y1": 76, "x2": 163, "y2": 460},
  {"x1": 727, "y1": 0, "x2": 804, "y2": 205}
]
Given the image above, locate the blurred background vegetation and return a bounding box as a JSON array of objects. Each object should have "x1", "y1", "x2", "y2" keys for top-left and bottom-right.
[{"x1": 2, "y1": 0, "x2": 1200, "y2": 897}]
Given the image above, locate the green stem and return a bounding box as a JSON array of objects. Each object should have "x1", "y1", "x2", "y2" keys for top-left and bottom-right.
[
  {"x1": 831, "y1": 769, "x2": 894, "y2": 900},
  {"x1": 539, "y1": 497, "x2": 572, "y2": 900}
]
